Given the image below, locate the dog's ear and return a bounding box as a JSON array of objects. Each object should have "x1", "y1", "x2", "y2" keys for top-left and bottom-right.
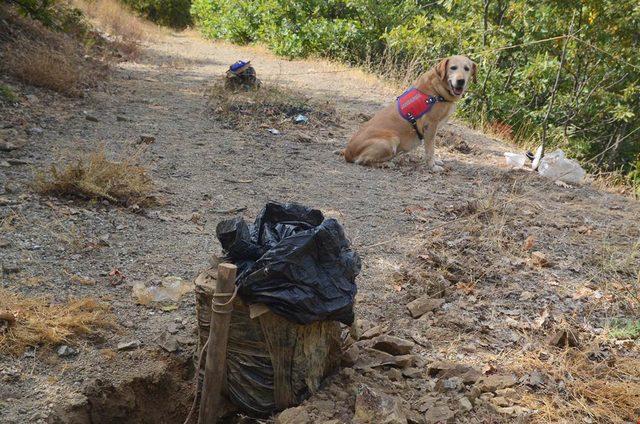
[
  {"x1": 436, "y1": 58, "x2": 449, "y2": 81},
  {"x1": 471, "y1": 61, "x2": 478, "y2": 84}
]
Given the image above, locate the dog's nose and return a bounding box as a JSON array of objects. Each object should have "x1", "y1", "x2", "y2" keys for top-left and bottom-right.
[{"x1": 456, "y1": 79, "x2": 465, "y2": 87}]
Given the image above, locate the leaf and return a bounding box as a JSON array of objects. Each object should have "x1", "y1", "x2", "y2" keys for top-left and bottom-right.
[
  {"x1": 522, "y1": 235, "x2": 535, "y2": 251},
  {"x1": 160, "y1": 304, "x2": 179, "y2": 312}
]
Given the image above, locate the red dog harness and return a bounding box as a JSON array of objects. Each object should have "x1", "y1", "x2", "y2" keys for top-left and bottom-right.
[{"x1": 396, "y1": 87, "x2": 446, "y2": 140}]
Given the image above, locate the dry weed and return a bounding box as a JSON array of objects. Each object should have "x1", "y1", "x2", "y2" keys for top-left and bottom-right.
[
  {"x1": 512, "y1": 347, "x2": 640, "y2": 423},
  {"x1": 206, "y1": 79, "x2": 340, "y2": 130},
  {"x1": 2, "y1": 37, "x2": 81, "y2": 96},
  {"x1": 71, "y1": 0, "x2": 156, "y2": 43},
  {"x1": 34, "y1": 148, "x2": 155, "y2": 207},
  {"x1": 0, "y1": 288, "x2": 116, "y2": 356}
]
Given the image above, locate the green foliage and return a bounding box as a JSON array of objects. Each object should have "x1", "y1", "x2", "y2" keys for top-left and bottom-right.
[
  {"x1": 9, "y1": 0, "x2": 58, "y2": 26},
  {"x1": 7, "y1": 0, "x2": 90, "y2": 35},
  {"x1": 0, "y1": 83, "x2": 18, "y2": 103},
  {"x1": 121, "y1": 0, "x2": 192, "y2": 28},
  {"x1": 191, "y1": 0, "x2": 640, "y2": 176},
  {"x1": 609, "y1": 319, "x2": 640, "y2": 340}
]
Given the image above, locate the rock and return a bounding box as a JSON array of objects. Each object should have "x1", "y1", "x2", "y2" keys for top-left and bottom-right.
[
  {"x1": 438, "y1": 377, "x2": 463, "y2": 392},
  {"x1": 371, "y1": 335, "x2": 415, "y2": 355},
  {"x1": 157, "y1": 333, "x2": 179, "y2": 352},
  {"x1": 474, "y1": 374, "x2": 517, "y2": 393},
  {"x1": 360, "y1": 324, "x2": 384, "y2": 340},
  {"x1": 139, "y1": 134, "x2": 156, "y2": 144},
  {"x1": 296, "y1": 133, "x2": 313, "y2": 143},
  {"x1": 427, "y1": 361, "x2": 481, "y2": 384},
  {"x1": 4, "y1": 181, "x2": 20, "y2": 194},
  {"x1": 342, "y1": 344, "x2": 360, "y2": 367},
  {"x1": 358, "y1": 348, "x2": 415, "y2": 369},
  {"x1": 387, "y1": 368, "x2": 403, "y2": 381},
  {"x1": 176, "y1": 335, "x2": 194, "y2": 345},
  {"x1": 523, "y1": 370, "x2": 546, "y2": 388},
  {"x1": 0, "y1": 140, "x2": 24, "y2": 151},
  {"x1": 167, "y1": 323, "x2": 180, "y2": 334},
  {"x1": 27, "y1": 127, "x2": 44, "y2": 135},
  {"x1": 0, "y1": 312, "x2": 16, "y2": 334},
  {"x1": 407, "y1": 296, "x2": 445, "y2": 318},
  {"x1": 415, "y1": 395, "x2": 437, "y2": 413},
  {"x1": 276, "y1": 406, "x2": 311, "y2": 424},
  {"x1": 354, "y1": 384, "x2": 407, "y2": 424},
  {"x1": 2, "y1": 264, "x2": 22, "y2": 274},
  {"x1": 406, "y1": 410, "x2": 426, "y2": 424},
  {"x1": 7, "y1": 158, "x2": 33, "y2": 165},
  {"x1": 116, "y1": 115, "x2": 131, "y2": 122},
  {"x1": 491, "y1": 396, "x2": 510, "y2": 407},
  {"x1": 25, "y1": 94, "x2": 39, "y2": 103},
  {"x1": 493, "y1": 405, "x2": 530, "y2": 416},
  {"x1": 402, "y1": 367, "x2": 423, "y2": 379},
  {"x1": 84, "y1": 114, "x2": 99, "y2": 122},
  {"x1": 0, "y1": 129, "x2": 26, "y2": 151},
  {"x1": 458, "y1": 397, "x2": 473, "y2": 412},
  {"x1": 547, "y1": 328, "x2": 579, "y2": 348},
  {"x1": 312, "y1": 400, "x2": 335, "y2": 418},
  {"x1": 424, "y1": 405, "x2": 454, "y2": 423},
  {"x1": 392, "y1": 354, "x2": 416, "y2": 368},
  {"x1": 57, "y1": 345, "x2": 77, "y2": 357},
  {"x1": 117, "y1": 340, "x2": 142, "y2": 351},
  {"x1": 495, "y1": 388, "x2": 517, "y2": 399},
  {"x1": 530, "y1": 251, "x2": 550, "y2": 267}
]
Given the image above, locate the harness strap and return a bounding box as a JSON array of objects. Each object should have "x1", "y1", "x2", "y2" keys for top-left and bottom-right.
[{"x1": 405, "y1": 113, "x2": 423, "y2": 140}]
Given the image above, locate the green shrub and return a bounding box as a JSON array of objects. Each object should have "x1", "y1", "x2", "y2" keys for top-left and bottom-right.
[
  {"x1": 122, "y1": 0, "x2": 191, "y2": 28},
  {"x1": 191, "y1": 0, "x2": 640, "y2": 178},
  {"x1": 0, "y1": 83, "x2": 18, "y2": 103},
  {"x1": 609, "y1": 319, "x2": 640, "y2": 340}
]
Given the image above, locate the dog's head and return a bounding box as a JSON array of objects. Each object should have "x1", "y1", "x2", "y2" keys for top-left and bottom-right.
[{"x1": 436, "y1": 55, "x2": 476, "y2": 98}]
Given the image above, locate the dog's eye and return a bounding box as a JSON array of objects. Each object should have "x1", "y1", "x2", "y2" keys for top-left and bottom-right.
[
  {"x1": 464, "y1": 66, "x2": 470, "y2": 71},
  {"x1": 450, "y1": 66, "x2": 458, "y2": 70}
]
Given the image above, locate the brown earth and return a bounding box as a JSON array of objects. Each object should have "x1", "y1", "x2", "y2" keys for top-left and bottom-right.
[{"x1": 1, "y1": 28, "x2": 639, "y2": 424}]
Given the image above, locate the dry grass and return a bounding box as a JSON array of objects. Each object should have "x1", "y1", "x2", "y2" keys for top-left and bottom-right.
[
  {"x1": 511, "y1": 347, "x2": 640, "y2": 423},
  {"x1": 34, "y1": 148, "x2": 155, "y2": 207},
  {"x1": 0, "y1": 4, "x2": 110, "y2": 96},
  {"x1": 2, "y1": 37, "x2": 82, "y2": 96},
  {"x1": 71, "y1": 0, "x2": 157, "y2": 43},
  {"x1": 206, "y1": 79, "x2": 340, "y2": 130},
  {"x1": 0, "y1": 288, "x2": 116, "y2": 356},
  {"x1": 592, "y1": 169, "x2": 640, "y2": 199}
]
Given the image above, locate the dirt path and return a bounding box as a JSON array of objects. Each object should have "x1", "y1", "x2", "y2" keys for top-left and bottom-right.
[{"x1": 1, "y1": 30, "x2": 639, "y2": 423}]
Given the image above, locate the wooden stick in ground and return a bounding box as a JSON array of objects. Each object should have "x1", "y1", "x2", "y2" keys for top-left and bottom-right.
[{"x1": 198, "y1": 263, "x2": 237, "y2": 424}]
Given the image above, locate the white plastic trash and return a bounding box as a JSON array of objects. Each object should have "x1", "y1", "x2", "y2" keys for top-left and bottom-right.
[
  {"x1": 531, "y1": 145, "x2": 543, "y2": 170},
  {"x1": 537, "y1": 149, "x2": 586, "y2": 184},
  {"x1": 504, "y1": 152, "x2": 527, "y2": 168}
]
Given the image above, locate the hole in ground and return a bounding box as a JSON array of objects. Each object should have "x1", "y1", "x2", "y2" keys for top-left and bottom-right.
[{"x1": 51, "y1": 357, "x2": 194, "y2": 424}]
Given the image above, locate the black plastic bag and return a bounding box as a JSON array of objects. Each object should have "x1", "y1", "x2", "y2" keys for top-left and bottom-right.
[{"x1": 216, "y1": 202, "x2": 360, "y2": 325}]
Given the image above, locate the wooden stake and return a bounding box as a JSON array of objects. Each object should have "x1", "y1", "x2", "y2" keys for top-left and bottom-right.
[{"x1": 198, "y1": 263, "x2": 237, "y2": 424}]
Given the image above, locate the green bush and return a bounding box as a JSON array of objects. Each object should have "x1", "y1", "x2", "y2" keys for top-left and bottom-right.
[
  {"x1": 122, "y1": 0, "x2": 191, "y2": 28},
  {"x1": 191, "y1": 0, "x2": 640, "y2": 179},
  {"x1": 0, "y1": 83, "x2": 18, "y2": 103}
]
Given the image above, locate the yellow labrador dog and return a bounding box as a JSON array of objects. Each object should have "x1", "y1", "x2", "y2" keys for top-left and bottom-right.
[{"x1": 344, "y1": 55, "x2": 476, "y2": 171}]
